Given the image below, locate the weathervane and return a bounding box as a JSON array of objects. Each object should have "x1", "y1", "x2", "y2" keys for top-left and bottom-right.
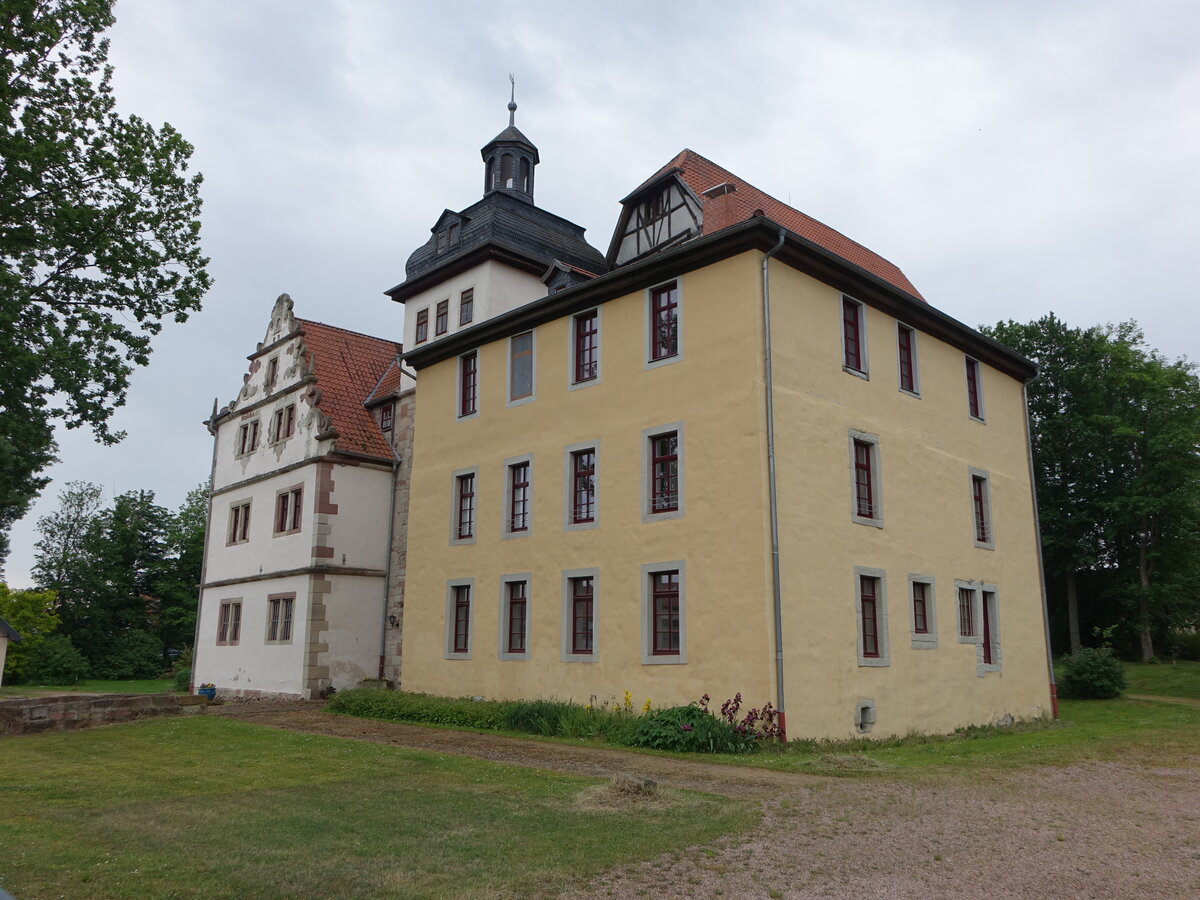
[{"x1": 508, "y1": 73, "x2": 517, "y2": 126}]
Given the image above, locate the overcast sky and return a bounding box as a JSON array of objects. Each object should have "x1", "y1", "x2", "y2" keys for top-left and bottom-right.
[{"x1": 4, "y1": 0, "x2": 1198, "y2": 586}]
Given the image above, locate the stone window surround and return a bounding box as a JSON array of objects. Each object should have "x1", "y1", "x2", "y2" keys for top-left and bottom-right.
[
  {"x1": 506, "y1": 329, "x2": 536, "y2": 408},
  {"x1": 560, "y1": 567, "x2": 599, "y2": 663},
  {"x1": 854, "y1": 565, "x2": 889, "y2": 667},
  {"x1": 227, "y1": 498, "x2": 252, "y2": 546},
  {"x1": 644, "y1": 277, "x2": 683, "y2": 370},
  {"x1": 216, "y1": 599, "x2": 242, "y2": 646},
  {"x1": 640, "y1": 560, "x2": 687, "y2": 665},
  {"x1": 841, "y1": 294, "x2": 869, "y2": 379},
  {"x1": 907, "y1": 573, "x2": 938, "y2": 649},
  {"x1": 969, "y1": 466, "x2": 995, "y2": 550},
  {"x1": 562, "y1": 439, "x2": 600, "y2": 532},
  {"x1": 448, "y1": 466, "x2": 479, "y2": 546},
  {"x1": 954, "y1": 580, "x2": 1002, "y2": 676},
  {"x1": 497, "y1": 572, "x2": 531, "y2": 661},
  {"x1": 273, "y1": 483, "x2": 304, "y2": 537},
  {"x1": 501, "y1": 453, "x2": 534, "y2": 540},
  {"x1": 848, "y1": 429, "x2": 883, "y2": 528},
  {"x1": 444, "y1": 578, "x2": 475, "y2": 660},
  {"x1": 641, "y1": 422, "x2": 685, "y2": 523},
  {"x1": 568, "y1": 306, "x2": 602, "y2": 390},
  {"x1": 265, "y1": 592, "x2": 296, "y2": 644},
  {"x1": 895, "y1": 321, "x2": 920, "y2": 397}
]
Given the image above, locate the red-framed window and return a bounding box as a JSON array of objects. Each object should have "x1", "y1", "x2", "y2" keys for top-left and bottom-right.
[
  {"x1": 897, "y1": 324, "x2": 915, "y2": 392},
  {"x1": 379, "y1": 403, "x2": 394, "y2": 432},
  {"x1": 966, "y1": 357, "x2": 982, "y2": 419},
  {"x1": 912, "y1": 581, "x2": 929, "y2": 634},
  {"x1": 650, "y1": 282, "x2": 679, "y2": 361},
  {"x1": 237, "y1": 420, "x2": 259, "y2": 455},
  {"x1": 272, "y1": 404, "x2": 296, "y2": 442},
  {"x1": 455, "y1": 473, "x2": 475, "y2": 539},
  {"x1": 459, "y1": 352, "x2": 477, "y2": 417},
  {"x1": 274, "y1": 487, "x2": 303, "y2": 535},
  {"x1": 650, "y1": 432, "x2": 678, "y2": 513},
  {"x1": 571, "y1": 577, "x2": 594, "y2": 653},
  {"x1": 981, "y1": 590, "x2": 995, "y2": 665},
  {"x1": 853, "y1": 439, "x2": 875, "y2": 519},
  {"x1": 508, "y1": 462, "x2": 530, "y2": 532},
  {"x1": 860, "y1": 576, "x2": 880, "y2": 657},
  {"x1": 972, "y1": 475, "x2": 990, "y2": 543},
  {"x1": 506, "y1": 581, "x2": 527, "y2": 654},
  {"x1": 452, "y1": 585, "x2": 470, "y2": 653},
  {"x1": 651, "y1": 570, "x2": 680, "y2": 655},
  {"x1": 509, "y1": 331, "x2": 533, "y2": 400},
  {"x1": 958, "y1": 587, "x2": 975, "y2": 637},
  {"x1": 571, "y1": 449, "x2": 595, "y2": 524},
  {"x1": 267, "y1": 594, "x2": 295, "y2": 642},
  {"x1": 843, "y1": 298, "x2": 864, "y2": 372},
  {"x1": 574, "y1": 310, "x2": 599, "y2": 382},
  {"x1": 227, "y1": 500, "x2": 251, "y2": 545},
  {"x1": 459, "y1": 288, "x2": 474, "y2": 325},
  {"x1": 415, "y1": 308, "x2": 429, "y2": 344},
  {"x1": 217, "y1": 600, "x2": 242, "y2": 645},
  {"x1": 435, "y1": 299, "x2": 449, "y2": 335}
]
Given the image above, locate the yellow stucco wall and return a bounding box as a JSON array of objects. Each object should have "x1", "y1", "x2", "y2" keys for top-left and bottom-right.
[
  {"x1": 402, "y1": 249, "x2": 1052, "y2": 736},
  {"x1": 768, "y1": 261, "x2": 1052, "y2": 738}
]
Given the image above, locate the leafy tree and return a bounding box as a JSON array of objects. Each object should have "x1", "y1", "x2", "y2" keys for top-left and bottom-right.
[
  {"x1": 24, "y1": 633, "x2": 89, "y2": 684},
  {"x1": 0, "y1": 0, "x2": 211, "y2": 569},
  {"x1": 156, "y1": 481, "x2": 208, "y2": 650},
  {"x1": 0, "y1": 582, "x2": 59, "y2": 681}
]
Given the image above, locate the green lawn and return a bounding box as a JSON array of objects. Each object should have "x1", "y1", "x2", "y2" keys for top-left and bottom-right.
[
  {"x1": 0, "y1": 677, "x2": 175, "y2": 698},
  {"x1": 0, "y1": 716, "x2": 755, "y2": 900},
  {"x1": 1122, "y1": 658, "x2": 1200, "y2": 698}
]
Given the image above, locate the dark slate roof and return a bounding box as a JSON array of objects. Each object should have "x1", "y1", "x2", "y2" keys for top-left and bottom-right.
[
  {"x1": 395, "y1": 190, "x2": 606, "y2": 286},
  {"x1": 0, "y1": 616, "x2": 21, "y2": 642},
  {"x1": 483, "y1": 124, "x2": 539, "y2": 160}
]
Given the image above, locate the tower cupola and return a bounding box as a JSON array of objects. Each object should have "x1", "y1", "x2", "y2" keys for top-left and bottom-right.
[{"x1": 481, "y1": 78, "x2": 539, "y2": 202}]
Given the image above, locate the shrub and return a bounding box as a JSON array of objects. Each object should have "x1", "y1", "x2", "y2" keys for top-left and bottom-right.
[
  {"x1": 1059, "y1": 647, "x2": 1127, "y2": 699},
  {"x1": 93, "y1": 629, "x2": 165, "y2": 680},
  {"x1": 327, "y1": 689, "x2": 508, "y2": 730},
  {"x1": 24, "y1": 635, "x2": 90, "y2": 685},
  {"x1": 628, "y1": 702, "x2": 756, "y2": 753},
  {"x1": 1167, "y1": 630, "x2": 1200, "y2": 661},
  {"x1": 172, "y1": 648, "x2": 193, "y2": 691}
]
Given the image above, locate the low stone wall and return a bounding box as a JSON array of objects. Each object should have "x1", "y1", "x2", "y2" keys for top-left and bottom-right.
[{"x1": 0, "y1": 693, "x2": 207, "y2": 737}]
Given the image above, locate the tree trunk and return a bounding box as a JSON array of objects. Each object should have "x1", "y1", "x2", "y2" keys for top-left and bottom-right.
[
  {"x1": 1066, "y1": 570, "x2": 1082, "y2": 653},
  {"x1": 1139, "y1": 516, "x2": 1156, "y2": 661}
]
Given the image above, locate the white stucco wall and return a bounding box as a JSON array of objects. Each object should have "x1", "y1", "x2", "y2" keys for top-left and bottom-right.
[
  {"x1": 205, "y1": 467, "x2": 317, "y2": 584},
  {"x1": 0, "y1": 636, "x2": 8, "y2": 686},
  {"x1": 402, "y1": 260, "x2": 546, "y2": 350}
]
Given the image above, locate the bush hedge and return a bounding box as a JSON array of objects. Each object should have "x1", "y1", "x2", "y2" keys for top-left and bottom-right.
[
  {"x1": 24, "y1": 635, "x2": 90, "y2": 685},
  {"x1": 327, "y1": 689, "x2": 509, "y2": 730},
  {"x1": 1059, "y1": 647, "x2": 1127, "y2": 699}
]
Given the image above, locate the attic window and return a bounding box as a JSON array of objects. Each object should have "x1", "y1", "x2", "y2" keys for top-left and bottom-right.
[{"x1": 436, "y1": 223, "x2": 460, "y2": 254}]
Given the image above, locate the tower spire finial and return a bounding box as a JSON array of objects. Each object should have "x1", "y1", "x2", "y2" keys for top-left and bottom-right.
[{"x1": 507, "y1": 73, "x2": 517, "y2": 126}]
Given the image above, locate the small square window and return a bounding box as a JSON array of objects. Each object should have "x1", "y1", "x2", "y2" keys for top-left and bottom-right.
[
  {"x1": 379, "y1": 403, "x2": 394, "y2": 432},
  {"x1": 217, "y1": 600, "x2": 242, "y2": 645}
]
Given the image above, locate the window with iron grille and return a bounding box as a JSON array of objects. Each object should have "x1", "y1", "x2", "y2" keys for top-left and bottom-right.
[
  {"x1": 650, "y1": 570, "x2": 680, "y2": 655},
  {"x1": 573, "y1": 310, "x2": 599, "y2": 383},
  {"x1": 217, "y1": 600, "x2": 242, "y2": 645},
  {"x1": 854, "y1": 439, "x2": 875, "y2": 519},
  {"x1": 455, "y1": 473, "x2": 475, "y2": 540},
  {"x1": 958, "y1": 586, "x2": 976, "y2": 637},
  {"x1": 971, "y1": 472, "x2": 992, "y2": 546},
  {"x1": 650, "y1": 432, "x2": 678, "y2": 514},
  {"x1": 649, "y1": 282, "x2": 679, "y2": 361},
  {"x1": 508, "y1": 462, "x2": 530, "y2": 532},
  {"x1": 267, "y1": 594, "x2": 295, "y2": 643}
]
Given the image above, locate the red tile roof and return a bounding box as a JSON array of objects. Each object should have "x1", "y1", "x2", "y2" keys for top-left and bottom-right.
[
  {"x1": 632, "y1": 149, "x2": 923, "y2": 300},
  {"x1": 365, "y1": 358, "x2": 409, "y2": 405},
  {"x1": 296, "y1": 319, "x2": 400, "y2": 461}
]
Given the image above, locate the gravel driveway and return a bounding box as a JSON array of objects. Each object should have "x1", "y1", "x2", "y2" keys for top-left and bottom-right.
[{"x1": 211, "y1": 701, "x2": 1200, "y2": 899}]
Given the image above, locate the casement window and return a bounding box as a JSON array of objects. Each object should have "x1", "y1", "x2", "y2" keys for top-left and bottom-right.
[
  {"x1": 415, "y1": 308, "x2": 429, "y2": 344},
  {"x1": 227, "y1": 500, "x2": 251, "y2": 545},
  {"x1": 271, "y1": 404, "x2": 296, "y2": 442},
  {"x1": 266, "y1": 594, "x2": 295, "y2": 643},
  {"x1": 236, "y1": 420, "x2": 259, "y2": 456},
  {"x1": 444, "y1": 579, "x2": 474, "y2": 658},
  {"x1": 505, "y1": 580, "x2": 527, "y2": 655},
  {"x1": 435, "y1": 299, "x2": 449, "y2": 336},
  {"x1": 571, "y1": 449, "x2": 595, "y2": 524},
  {"x1": 908, "y1": 574, "x2": 938, "y2": 649},
  {"x1": 958, "y1": 586, "x2": 976, "y2": 637},
  {"x1": 265, "y1": 356, "x2": 279, "y2": 388},
  {"x1": 855, "y1": 566, "x2": 889, "y2": 666},
  {"x1": 650, "y1": 570, "x2": 680, "y2": 656},
  {"x1": 459, "y1": 288, "x2": 474, "y2": 325},
  {"x1": 649, "y1": 432, "x2": 678, "y2": 514},
  {"x1": 560, "y1": 568, "x2": 599, "y2": 661},
  {"x1": 896, "y1": 323, "x2": 918, "y2": 395},
  {"x1": 455, "y1": 473, "x2": 475, "y2": 540},
  {"x1": 849, "y1": 431, "x2": 882, "y2": 527},
  {"x1": 570, "y1": 577, "x2": 594, "y2": 654},
  {"x1": 507, "y1": 461, "x2": 530, "y2": 533},
  {"x1": 458, "y1": 351, "x2": 478, "y2": 417},
  {"x1": 508, "y1": 331, "x2": 534, "y2": 403},
  {"x1": 970, "y1": 468, "x2": 993, "y2": 548},
  {"x1": 965, "y1": 356, "x2": 984, "y2": 420},
  {"x1": 648, "y1": 281, "x2": 680, "y2": 363},
  {"x1": 274, "y1": 486, "x2": 303, "y2": 535},
  {"x1": 843, "y1": 297, "x2": 866, "y2": 374},
  {"x1": 217, "y1": 600, "x2": 242, "y2": 645},
  {"x1": 573, "y1": 310, "x2": 599, "y2": 384},
  {"x1": 452, "y1": 585, "x2": 471, "y2": 653},
  {"x1": 378, "y1": 403, "x2": 394, "y2": 432}
]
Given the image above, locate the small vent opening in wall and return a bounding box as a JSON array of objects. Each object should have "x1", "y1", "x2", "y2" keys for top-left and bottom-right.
[{"x1": 855, "y1": 700, "x2": 876, "y2": 734}]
